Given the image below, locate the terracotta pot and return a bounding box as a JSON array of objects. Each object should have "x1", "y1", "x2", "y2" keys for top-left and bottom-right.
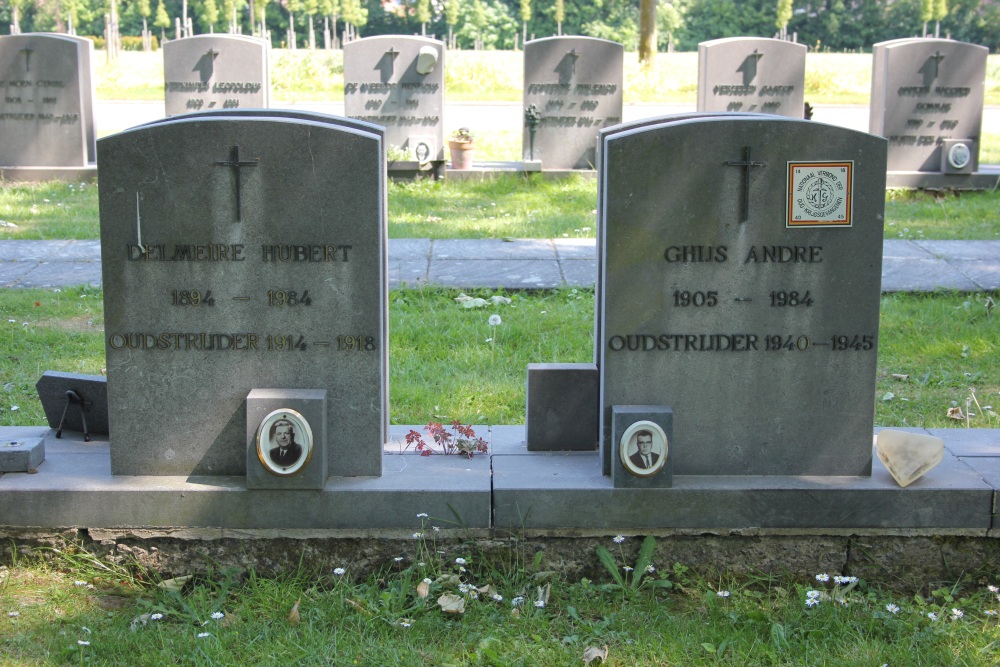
[{"x1": 449, "y1": 140, "x2": 474, "y2": 169}]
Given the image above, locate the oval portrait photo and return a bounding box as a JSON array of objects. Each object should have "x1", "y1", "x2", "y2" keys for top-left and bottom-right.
[
  {"x1": 256, "y1": 408, "x2": 313, "y2": 476},
  {"x1": 619, "y1": 421, "x2": 668, "y2": 478}
]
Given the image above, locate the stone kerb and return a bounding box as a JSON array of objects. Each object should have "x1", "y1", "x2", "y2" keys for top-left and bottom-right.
[
  {"x1": 697, "y1": 37, "x2": 807, "y2": 118},
  {"x1": 163, "y1": 34, "x2": 271, "y2": 117},
  {"x1": 522, "y1": 36, "x2": 624, "y2": 170}
]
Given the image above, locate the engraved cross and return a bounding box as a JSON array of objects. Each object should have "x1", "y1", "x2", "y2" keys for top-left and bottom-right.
[
  {"x1": 724, "y1": 146, "x2": 767, "y2": 224},
  {"x1": 20, "y1": 47, "x2": 33, "y2": 72},
  {"x1": 215, "y1": 146, "x2": 258, "y2": 223}
]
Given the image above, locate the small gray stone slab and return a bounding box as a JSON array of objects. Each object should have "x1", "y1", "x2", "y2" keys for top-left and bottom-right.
[
  {"x1": 98, "y1": 114, "x2": 387, "y2": 478},
  {"x1": 526, "y1": 363, "x2": 598, "y2": 451},
  {"x1": 388, "y1": 258, "x2": 431, "y2": 288},
  {"x1": 610, "y1": 406, "x2": 673, "y2": 487},
  {"x1": 0, "y1": 33, "x2": 94, "y2": 168},
  {"x1": 493, "y1": 446, "x2": 991, "y2": 530},
  {"x1": 163, "y1": 35, "x2": 270, "y2": 117},
  {"x1": 552, "y1": 238, "x2": 597, "y2": 260},
  {"x1": 344, "y1": 36, "x2": 445, "y2": 162},
  {"x1": 881, "y1": 239, "x2": 935, "y2": 260},
  {"x1": 246, "y1": 389, "x2": 327, "y2": 490},
  {"x1": 388, "y1": 238, "x2": 431, "y2": 262},
  {"x1": 522, "y1": 37, "x2": 624, "y2": 169},
  {"x1": 598, "y1": 116, "x2": 886, "y2": 476},
  {"x1": 880, "y1": 258, "x2": 978, "y2": 292},
  {"x1": 929, "y1": 428, "x2": 1000, "y2": 457},
  {"x1": 697, "y1": 37, "x2": 806, "y2": 117},
  {"x1": 427, "y1": 259, "x2": 563, "y2": 288},
  {"x1": 0, "y1": 437, "x2": 44, "y2": 471},
  {"x1": 35, "y1": 371, "x2": 109, "y2": 436},
  {"x1": 870, "y1": 38, "x2": 988, "y2": 176},
  {"x1": 958, "y1": 457, "x2": 1000, "y2": 527}
]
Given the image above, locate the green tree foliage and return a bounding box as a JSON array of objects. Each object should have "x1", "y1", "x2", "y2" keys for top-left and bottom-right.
[
  {"x1": 554, "y1": 0, "x2": 563, "y2": 34},
  {"x1": 775, "y1": 0, "x2": 792, "y2": 35},
  {"x1": 200, "y1": 0, "x2": 220, "y2": 30},
  {"x1": 154, "y1": 0, "x2": 171, "y2": 28},
  {"x1": 657, "y1": 0, "x2": 684, "y2": 50}
]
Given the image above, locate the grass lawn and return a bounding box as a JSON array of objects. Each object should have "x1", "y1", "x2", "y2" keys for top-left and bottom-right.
[
  {"x1": 1, "y1": 176, "x2": 998, "y2": 241},
  {"x1": 2, "y1": 537, "x2": 1000, "y2": 665}
]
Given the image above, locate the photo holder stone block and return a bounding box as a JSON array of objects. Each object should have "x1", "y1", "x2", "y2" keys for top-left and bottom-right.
[
  {"x1": 35, "y1": 371, "x2": 109, "y2": 438},
  {"x1": 246, "y1": 389, "x2": 327, "y2": 490},
  {"x1": 0, "y1": 437, "x2": 44, "y2": 472},
  {"x1": 611, "y1": 406, "x2": 672, "y2": 488},
  {"x1": 525, "y1": 363, "x2": 598, "y2": 452}
]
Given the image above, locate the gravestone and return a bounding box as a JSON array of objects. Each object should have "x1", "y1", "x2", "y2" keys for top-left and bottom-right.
[
  {"x1": 0, "y1": 33, "x2": 95, "y2": 169},
  {"x1": 870, "y1": 38, "x2": 991, "y2": 188},
  {"x1": 522, "y1": 36, "x2": 623, "y2": 169},
  {"x1": 697, "y1": 37, "x2": 806, "y2": 117},
  {"x1": 98, "y1": 110, "x2": 387, "y2": 478},
  {"x1": 344, "y1": 36, "x2": 445, "y2": 165},
  {"x1": 597, "y1": 114, "x2": 887, "y2": 478},
  {"x1": 163, "y1": 35, "x2": 270, "y2": 117}
]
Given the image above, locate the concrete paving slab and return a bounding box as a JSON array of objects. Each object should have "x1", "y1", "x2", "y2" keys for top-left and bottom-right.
[
  {"x1": 388, "y1": 258, "x2": 431, "y2": 288},
  {"x1": 492, "y1": 447, "x2": 992, "y2": 530},
  {"x1": 552, "y1": 238, "x2": 597, "y2": 260},
  {"x1": 46, "y1": 240, "x2": 102, "y2": 260},
  {"x1": 915, "y1": 240, "x2": 1000, "y2": 261},
  {"x1": 881, "y1": 258, "x2": 979, "y2": 292},
  {"x1": 881, "y1": 240, "x2": 936, "y2": 260},
  {"x1": 558, "y1": 259, "x2": 597, "y2": 287},
  {"x1": 387, "y1": 238, "x2": 431, "y2": 262},
  {"x1": 0, "y1": 241, "x2": 72, "y2": 261},
  {"x1": 16, "y1": 261, "x2": 102, "y2": 288},
  {"x1": 959, "y1": 261, "x2": 1000, "y2": 291},
  {"x1": 432, "y1": 238, "x2": 557, "y2": 260},
  {"x1": 0, "y1": 262, "x2": 37, "y2": 287},
  {"x1": 428, "y1": 259, "x2": 564, "y2": 288}
]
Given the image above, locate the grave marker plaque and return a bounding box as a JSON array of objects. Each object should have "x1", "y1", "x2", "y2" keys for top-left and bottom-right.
[
  {"x1": 697, "y1": 37, "x2": 806, "y2": 117},
  {"x1": 598, "y1": 115, "x2": 886, "y2": 477},
  {"x1": 98, "y1": 112, "x2": 387, "y2": 478},
  {"x1": 163, "y1": 35, "x2": 270, "y2": 117},
  {"x1": 522, "y1": 36, "x2": 623, "y2": 169},
  {"x1": 344, "y1": 36, "x2": 445, "y2": 162},
  {"x1": 0, "y1": 33, "x2": 94, "y2": 167},
  {"x1": 870, "y1": 38, "x2": 988, "y2": 176}
]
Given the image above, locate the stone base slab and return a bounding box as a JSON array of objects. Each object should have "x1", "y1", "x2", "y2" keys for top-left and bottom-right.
[{"x1": 1, "y1": 426, "x2": 998, "y2": 532}]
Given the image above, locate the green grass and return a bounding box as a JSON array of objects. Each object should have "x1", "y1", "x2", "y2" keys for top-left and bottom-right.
[
  {"x1": 96, "y1": 50, "x2": 1000, "y2": 106},
  {"x1": 2, "y1": 176, "x2": 998, "y2": 241},
  {"x1": 2, "y1": 538, "x2": 1000, "y2": 665},
  {"x1": 1, "y1": 286, "x2": 996, "y2": 430}
]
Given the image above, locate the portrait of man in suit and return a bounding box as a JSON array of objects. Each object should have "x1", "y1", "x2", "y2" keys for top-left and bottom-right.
[
  {"x1": 269, "y1": 419, "x2": 303, "y2": 468},
  {"x1": 628, "y1": 429, "x2": 659, "y2": 470}
]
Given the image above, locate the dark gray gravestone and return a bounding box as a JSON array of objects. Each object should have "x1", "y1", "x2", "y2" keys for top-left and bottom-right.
[
  {"x1": 98, "y1": 113, "x2": 387, "y2": 477},
  {"x1": 522, "y1": 36, "x2": 623, "y2": 169},
  {"x1": 163, "y1": 35, "x2": 270, "y2": 117},
  {"x1": 697, "y1": 37, "x2": 806, "y2": 118},
  {"x1": 870, "y1": 38, "x2": 989, "y2": 187},
  {"x1": 344, "y1": 36, "x2": 445, "y2": 162},
  {"x1": 598, "y1": 115, "x2": 886, "y2": 477},
  {"x1": 0, "y1": 33, "x2": 94, "y2": 167}
]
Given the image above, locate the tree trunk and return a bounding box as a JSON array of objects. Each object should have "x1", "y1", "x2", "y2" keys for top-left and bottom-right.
[{"x1": 638, "y1": 0, "x2": 656, "y2": 66}]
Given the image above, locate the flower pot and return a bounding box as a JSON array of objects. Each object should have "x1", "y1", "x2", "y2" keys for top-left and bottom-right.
[{"x1": 449, "y1": 140, "x2": 474, "y2": 169}]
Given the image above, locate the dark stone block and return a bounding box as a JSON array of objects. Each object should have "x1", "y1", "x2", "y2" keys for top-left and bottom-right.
[
  {"x1": 35, "y1": 371, "x2": 108, "y2": 436},
  {"x1": 526, "y1": 363, "x2": 598, "y2": 452}
]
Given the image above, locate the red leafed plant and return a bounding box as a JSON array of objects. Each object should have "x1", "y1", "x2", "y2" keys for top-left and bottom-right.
[{"x1": 405, "y1": 421, "x2": 489, "y2": 458}]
